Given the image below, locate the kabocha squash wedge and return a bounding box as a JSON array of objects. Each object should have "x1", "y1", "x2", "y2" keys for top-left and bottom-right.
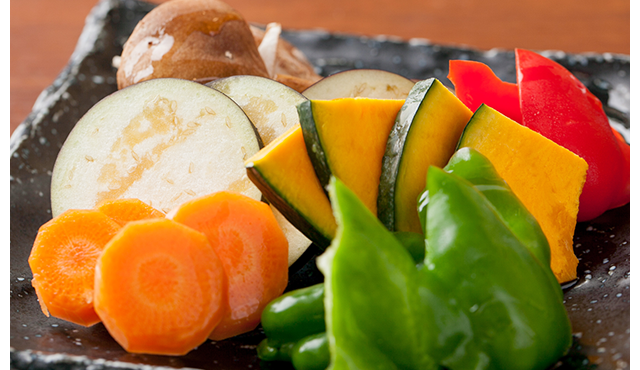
[
  {"x1": 246, "y1": 125, "x2": 336, "y2": 249},
  {"x1": 378, "y1": 78, "x2": 472, "y2": 233},
  {"x1": 298, "y1": 98, "x2": 404, "y2": 214},
  {"x1": 457, "y1": 104, "x2": 588, "y2": 283}
]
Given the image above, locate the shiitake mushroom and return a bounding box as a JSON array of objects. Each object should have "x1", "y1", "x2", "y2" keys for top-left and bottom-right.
[{"x1": 117, "y1": 0, "x2": 269, "y2": 89}]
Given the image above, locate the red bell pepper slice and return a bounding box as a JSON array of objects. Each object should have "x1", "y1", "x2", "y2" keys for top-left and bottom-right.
[
  {"x1": 516, "y1": 48, "x2": 629, "y2": 221},
  {"x1": 448, "y1": 60, "x2": 522, "y2": 123}
]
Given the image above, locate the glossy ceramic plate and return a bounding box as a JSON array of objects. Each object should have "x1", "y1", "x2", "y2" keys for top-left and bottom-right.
[{"x1": 10, "y1": 0, "x2": 630, "y2": 369}]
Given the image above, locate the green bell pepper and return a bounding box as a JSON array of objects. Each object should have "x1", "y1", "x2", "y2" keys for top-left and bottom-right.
[
  {"x1": 319, "y1": 177, "x2": 437, "y2": 370},
  {"x1": 258, "y1": 232, "x2": 425, "y2": 365},
  {"x1": 257, "y1": 332, "x2": 330, "y2": 370},
  {"x1": 418, "y1": 165, "x2": 571, "y2": 369},
  {"x1": 291, "y1": 333, "x2": 331, "y2": 370},
  {"x1": 261, "y1": 283, "x2": 326, "y2": 346},
  {"x1": 258, "y1": 150, "x2": 571, "y2": 370},
  {"x1": 418, "y1": 147, "x2": 551, "y2": 267},
  {"x1": 256, "y1": 338, "x2": 296, "y2": 362},
  {"x1": 390, "y1": 231, "x2": 426, "y2": 263}
]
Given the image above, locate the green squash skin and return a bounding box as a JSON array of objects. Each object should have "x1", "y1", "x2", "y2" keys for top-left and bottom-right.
[
  {"x1": 378, "y1": 78, "x2": 436, "y2": 232},
  {"x1": 246, "y1": 164, "x2": 332, "y2": 249},
  {"x1": 298, "y1": 100, "x2": 332, "y2": 191}
]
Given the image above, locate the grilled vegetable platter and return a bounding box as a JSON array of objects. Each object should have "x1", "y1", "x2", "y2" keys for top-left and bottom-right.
[{"x1": 10, "y1": 0, "x2": 630, "y2": 369}]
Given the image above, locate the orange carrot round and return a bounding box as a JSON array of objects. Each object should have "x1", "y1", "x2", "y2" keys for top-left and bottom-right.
[
  {"x1": 168, "y1": 191, "x2": 289, "y2": 340},
  {"x1": 28, "y1": 209, "x2": 122, "y2": 327},
  {"x1": 94, "y1": 218, "x2": 227, "y2": 355},
  {"x1": 96, "y1": 198, "x2": 165, "y2": 226}
]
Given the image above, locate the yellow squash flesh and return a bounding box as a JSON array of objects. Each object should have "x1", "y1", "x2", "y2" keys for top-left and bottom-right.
[{"x1": 310, "y1": 98, "x2": 405, "y2": 214}]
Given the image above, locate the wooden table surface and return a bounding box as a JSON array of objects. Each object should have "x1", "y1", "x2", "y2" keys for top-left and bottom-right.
[{"x1": 10, "y1": 0, "x2": 630, "y2": 137}]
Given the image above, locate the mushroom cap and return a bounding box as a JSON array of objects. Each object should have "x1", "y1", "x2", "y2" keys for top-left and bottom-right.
[{"x1": 117, "y1": 0, "x2": 269, "y2": 89}]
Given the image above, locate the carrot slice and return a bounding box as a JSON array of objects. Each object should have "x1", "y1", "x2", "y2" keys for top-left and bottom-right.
[
  {"x1": 94, "y1": 218, "x2": 227, "y2": 355},
  {"x1": 28, "y1": 209, "x2": 122, "y2": 326},
  {"x1": 168, "y1": 191, "x2": 289, "y2": 340},
  {"x1": 96, "y1": 198, "x2": 165, "y2": 226}
]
